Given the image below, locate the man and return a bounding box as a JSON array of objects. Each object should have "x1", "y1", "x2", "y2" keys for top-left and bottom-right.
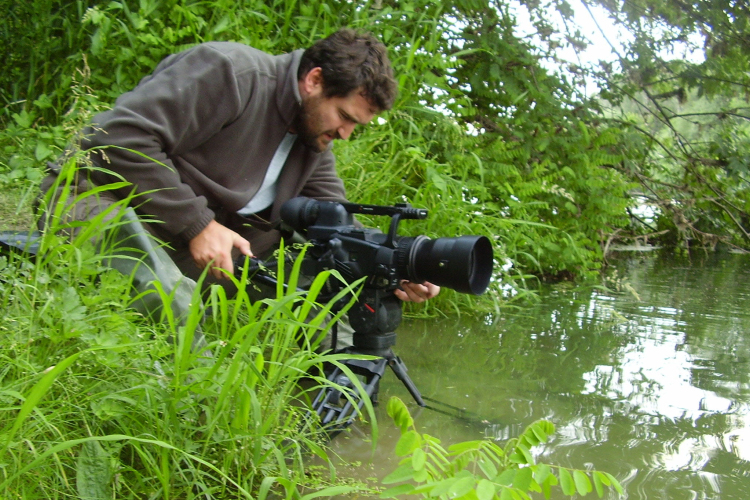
[{"x1": 43, "y1": 29, "x2": 438, "y2": 305}]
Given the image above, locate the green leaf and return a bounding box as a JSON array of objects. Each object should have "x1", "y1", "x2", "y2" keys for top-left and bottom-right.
[
  {"x1": 412, "y1": 448, "x2": 426, "y2": 471},
  {"x1": 574, "y1": 471, "x2": 592, "y2": 495},
  {"x1": 387, "y1": 396, "x2": 414, "y2": 432},
  {"x1": 531, "y1": 423, "x2": 549, "y2": 443},
  {"x1": 573, "y1": 470, "x2": 591, "y2": 496},
  {"x1": 605, "y1": 473, "x2": 624, "y2": 494},
  {"x1": 516, "y1": 443, "x2": 534, "y2": 465},
  {"x1": 382, "y1": 463, "x2": 415, "y2": 484},
  {"x1": 396, "y1": 430, "x2": 422, "y2": 456},
  {"x1": 258, "y1": 476, "x2": 277, "y2": 500},
  {"x1": 449, "y1": 440, "x2": 484, "y2": 453},
  {"x1": 2, "y1": 351, "x2": 82, "y2": 448},
  {"x1": 541, "y1": 476, "x2": 552, "y2": 499},
  {"x1": 558, "y1": 468, "x2": 575, "y2": 496},
  {"x1": 495, "y1": 469, "x2": 516, "y2": 486},
  {"x1": 476, "y1": 479, "x2": 496, "y2": 500},
  {"x1": 478, "y1": 458, "x2": 498, "y2": 479},
  {"x1": 592, "y1": 471, "x2": 604, "y2": 497},
  {"x1": 35, "y1": 142, "x2": 52, "y2": 161},
  {"x1": 512, "y1": 467, "x2": 533, "y2": 492},
  {"x1": 427, "y1": 166, "x2": 448, "y2": 192},
  {"x1": 12, "y1": 110, "x2": 34, "y2": 128},
  {"x1": 428, "y1": 478, "x2": 460, "y2": 497},
  {"x1": 380, "y1": 484, "x2": 416, "y2": 498},
  {"x1": 596, "y1": 472, "x2": 611, "y2": 486},
  {"x1": 77, "y1": 441, "x2": 112, "y2": 500},
  {"x1": 446, "y1": 475, "x2": 475, "y2": 498},
  {"x1": 211, "y1": 15, "x2": 231, "y2": 34},
  {"x1": 533, "y1": 464, "x2": 551, "y2": 485},
  {"x1": 413, "y1": 468, "x2": 429, "y2": 483}
]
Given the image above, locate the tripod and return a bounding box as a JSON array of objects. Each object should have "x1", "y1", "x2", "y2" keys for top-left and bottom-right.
[{"x1": 311, "y1": 289, "x2": 425, "y2": 430}]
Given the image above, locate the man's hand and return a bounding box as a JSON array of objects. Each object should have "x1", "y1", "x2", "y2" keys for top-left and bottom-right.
[
  {"x1": 189, "y1": 220, "x2": 252, "y2": 279},
  {"x1": 394, "y1": 281, "x2": 441, "y2": 303}
]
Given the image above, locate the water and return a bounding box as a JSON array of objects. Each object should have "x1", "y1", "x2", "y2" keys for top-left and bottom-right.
[{"x1": 330, "y1": 253, "x2": 750, "y2": 499}]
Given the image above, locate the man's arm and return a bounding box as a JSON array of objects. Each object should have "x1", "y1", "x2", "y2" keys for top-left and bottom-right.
[{"x1": 83, "y1": 44, "x2": 246, "y2": 241}]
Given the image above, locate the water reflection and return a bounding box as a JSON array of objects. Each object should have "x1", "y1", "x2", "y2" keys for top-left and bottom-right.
[{"x1": 332, "y1": 253, "x2": 750, "y2": 499}]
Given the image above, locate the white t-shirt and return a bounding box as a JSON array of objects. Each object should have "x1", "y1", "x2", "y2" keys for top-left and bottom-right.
[{"x1": 237, "y1": 132, "x2": 297, "y2": 215}]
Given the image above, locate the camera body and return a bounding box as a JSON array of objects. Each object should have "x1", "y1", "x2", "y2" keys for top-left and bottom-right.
[{"x1": 279, "y1": 197, "x2": 493, "y2": 345}]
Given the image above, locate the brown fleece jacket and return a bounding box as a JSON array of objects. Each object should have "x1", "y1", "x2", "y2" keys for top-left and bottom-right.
[{"x1": 82, "y1": 42, "x2": 347, "y2": 242}]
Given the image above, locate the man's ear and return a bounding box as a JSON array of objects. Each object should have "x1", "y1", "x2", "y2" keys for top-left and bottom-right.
[{"x1": 300, "y1": 67, "x2": 324, "y2": 97}]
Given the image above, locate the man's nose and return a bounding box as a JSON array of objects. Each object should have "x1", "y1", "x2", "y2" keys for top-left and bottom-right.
[{"x1": 337, "y1": 122, "x2": 356, "y2": 140}]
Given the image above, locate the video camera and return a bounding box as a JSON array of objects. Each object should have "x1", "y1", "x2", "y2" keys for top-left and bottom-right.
[
  {"x1": 245, "y1": 197, "x2": 493, "y2": 430},
  {"x1": 279, "y1": 197, "x2": 492, "y2": 344}
]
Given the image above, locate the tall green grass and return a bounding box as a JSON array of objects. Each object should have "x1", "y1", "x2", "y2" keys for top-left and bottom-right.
[{"x1": 0, "y1": 157, "x2": 377, "y2": 498}]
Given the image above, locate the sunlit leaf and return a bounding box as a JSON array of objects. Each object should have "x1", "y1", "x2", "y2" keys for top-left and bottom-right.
[
  {"x1": 495, "y1": 469, "x2": 516, "y2": 486},
  {"x1": 476, "y1": 479, "x2": 495, "y2": 500},
  {"x1": 558, "y1": 468, "x2": 575, "y2": 496},
  {"x1": 573, "y1": 470, "x2": 592, "y2": 495},
  {"x1": 512, "y1": 467, "x2": 532, "y2": 492},
  {"x1": 382, "y1": 463, "x2": 415, "y2": 485},
  {"x1": 412, "y1": 448, "x2": 427, "y2": 471},
  {"x1": 593, "y1": 471, "x2": 604, "y2": 497},
  {"x1": 396, "y1": 430, "x2": 422, "y2": 456},
  {"x1": 533, "y1": 464, "x2": 551, "y2": 485},
  {"x1": 478, "y1": 458, "x2": 498, "y2": 479},
  {"x1": 446, "y1": 475, "x2": 475, "y2": 498},
  {"x1": 380, "y1": 484, "x2": 415, "y2": 498},
  {"x1": 606, "y1": 473, "x2": 624, "y2": 494}
]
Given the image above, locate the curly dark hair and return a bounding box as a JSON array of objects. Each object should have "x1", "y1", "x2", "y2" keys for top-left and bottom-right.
[{"x1": 298, "y1": 28, "x2": 397, "y2": 111}]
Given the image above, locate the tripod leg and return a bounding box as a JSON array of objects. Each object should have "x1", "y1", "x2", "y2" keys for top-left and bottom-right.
[
  {"x1": 311, "y1": 358, "x2": 389, "y2": 429},
  {"x1": 388, "y1": 356, "x2": 426, "y2": 407}
]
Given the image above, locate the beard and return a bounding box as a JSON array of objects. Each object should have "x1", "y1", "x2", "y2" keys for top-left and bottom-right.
[{"x1": 295, "y1": 95, "x2": 336, "y2": 153}]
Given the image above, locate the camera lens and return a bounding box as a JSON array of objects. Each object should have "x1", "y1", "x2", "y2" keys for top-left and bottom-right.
[{"x1": 396, "y1": 235, "x2": 493, "y2": 295}]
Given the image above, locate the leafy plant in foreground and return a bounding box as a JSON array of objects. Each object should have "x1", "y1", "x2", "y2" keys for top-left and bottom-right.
[
  {"x1": 0, "y1": 156, "x2": 377, "y2": 498},
  {"x1": 381, "y1": 397, "x2": 623, "y2": 500}
]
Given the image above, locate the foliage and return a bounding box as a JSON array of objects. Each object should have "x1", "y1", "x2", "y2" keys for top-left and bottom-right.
[
  {"x1": 0, "y1": 160, "x2": 377, "y2": 498},
  {"x1": 0, "y1": 0, "x2": 651, "y2": 286},
  {"x1": 6, "y1": 0, "x2": 750, "y2": 274},
  {"x1": 514, "y1": 0, "x2": 750, "y2": 250},
  {"x1": 381, "y1": 397, "x2": 623, "y2": 499}
]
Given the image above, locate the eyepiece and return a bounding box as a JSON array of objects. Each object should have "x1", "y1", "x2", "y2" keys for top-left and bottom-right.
[
  {"x1": 281, "y1": 197, "x2": 354, "y2": 232},
  {"x1": 280, "y1": 197, "x2": 320, "y2": 231}
]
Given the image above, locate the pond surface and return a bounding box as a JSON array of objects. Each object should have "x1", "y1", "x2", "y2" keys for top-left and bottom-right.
[{"x1": 330, "y1": 252, "x2": 750, "y2": 499}]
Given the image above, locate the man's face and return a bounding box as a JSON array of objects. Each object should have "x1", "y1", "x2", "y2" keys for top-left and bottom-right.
[{"x1": 296, "y1": 70, "x2": 378, "y2": 152}]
